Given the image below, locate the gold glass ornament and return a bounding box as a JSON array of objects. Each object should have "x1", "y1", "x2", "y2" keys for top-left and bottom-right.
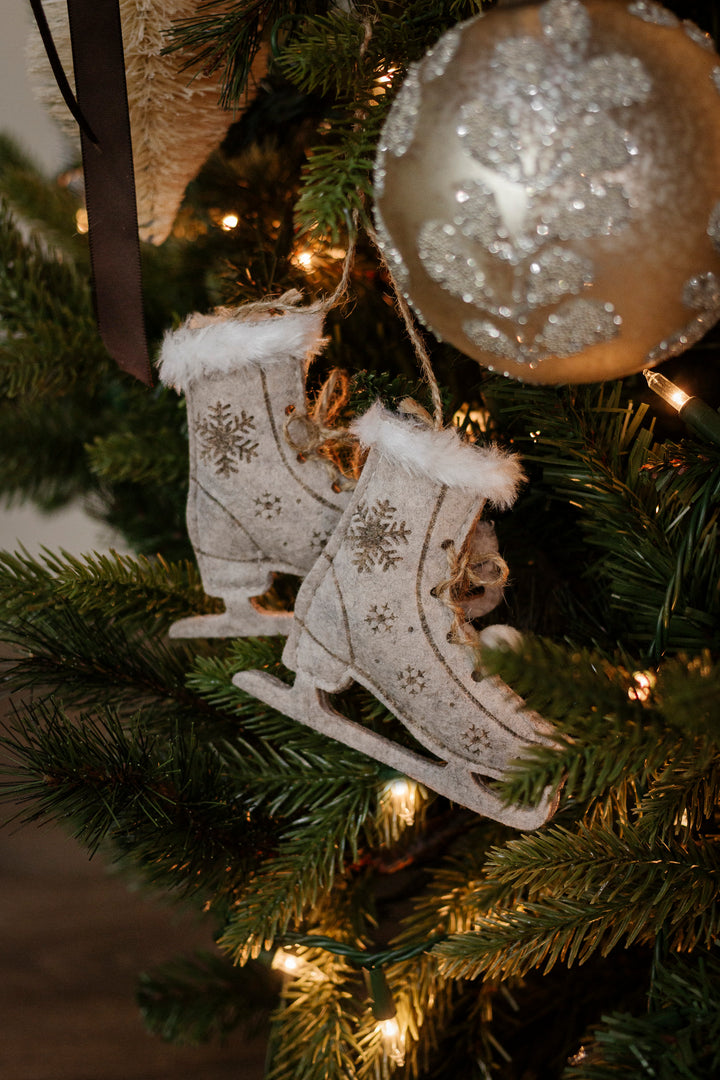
[{"x1": 374, "y1": 0, "x2": 720, "y2": 384}]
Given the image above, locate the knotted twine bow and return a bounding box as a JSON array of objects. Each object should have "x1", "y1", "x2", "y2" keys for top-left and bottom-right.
[
  {"x1": 396, "y1": 398, "x2": 510, "y2": 645},
  {"x1": 283, "y1": 369, "x2": 361, "y2": 491},
  {"x1": 433, "y1": 540, "x2": 509, "y2": 646},
  {"x1": 29, "y1": 0, "x2": 152, "y2": 385}
]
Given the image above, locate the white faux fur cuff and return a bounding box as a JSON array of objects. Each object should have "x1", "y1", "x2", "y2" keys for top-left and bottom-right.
[
  {"x1": 352, "y1": 403, "x2": 525, "y2": 508},
  {"x1": 157, "y1": 306, "x2": 326, "y2": 391}
]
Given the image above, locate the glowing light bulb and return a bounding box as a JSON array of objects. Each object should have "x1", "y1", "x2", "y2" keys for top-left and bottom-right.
[
  {"x1": 295, "y1": 249, "x2": 314, "y2": 270},
  {"x1": 628, "y1": 670, "x2": 655, "y2": 703},
  {"x1": 452, "y1": 404, "x2": 489, "y2": 436},
  {"x1": 75, "y1": 208, "x2": 89, "y2": 234},
  {"x1": 221, "y1": 212, "x2": 239, "y2": 231},
  {"x1": 643, "y1": 368, "x2": 690, "y2": 411},
  {"x1": 374, "y1": 65, "x2": 399, "y2": 94},
  {"x1": 378, "y1": 1017, "x2": 405, "y2": 1066},
  {"x1": 382, "y1": 777, "x2": 418, "y2": 827},
  {"x1": 272, "y1": 948, "x2": 302, "y2": 976},
  {"x1": 644, "y1": 368, "x2": 720, "y2": 445}
]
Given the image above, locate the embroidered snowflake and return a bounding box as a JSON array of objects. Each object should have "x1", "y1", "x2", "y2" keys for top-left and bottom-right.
[
  {"x1": 347, "y1": 499, "x2": 411, "y2": 573},
  {"x1": 254, "y1": 492, "x2": 282, "y2": 519},
  {"x1": 197, "y1": 402, "x2": 258, "y2": 476},
  {"x1": 462, "y1": 723, "x2": 491, "y2": 754},
  {"x1": 398, "y1": 666, "x2": 426, "y2": 695},
  {"x1": 365, "y1": 602, "x2": 397, "y2": 633}
]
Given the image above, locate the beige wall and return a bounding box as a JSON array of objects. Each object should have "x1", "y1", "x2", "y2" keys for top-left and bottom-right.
[
  {"x1": 0, "y1": 3, "x2": 125, "y2": 554},
  {"x1": 0, "y1": 2, "x2": 70, "y2": 174}
]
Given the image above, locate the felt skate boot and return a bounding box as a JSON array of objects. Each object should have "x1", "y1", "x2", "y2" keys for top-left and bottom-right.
[
  {"x1": 157, "y1": 300, "x2": 351, "y2": 638},
  {"x1": 235, "y1": 404, "x2": 557, "y2": 828}
]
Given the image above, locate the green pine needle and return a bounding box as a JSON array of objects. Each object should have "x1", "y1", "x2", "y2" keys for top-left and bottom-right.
[{"x1": 137, "y1": 951, "x2": 279, "y2": 1045}]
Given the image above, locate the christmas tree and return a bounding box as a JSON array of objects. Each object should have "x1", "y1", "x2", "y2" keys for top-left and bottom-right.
[{"x1": 2, "y1": 1, "x2": 720, "y2": 1077}]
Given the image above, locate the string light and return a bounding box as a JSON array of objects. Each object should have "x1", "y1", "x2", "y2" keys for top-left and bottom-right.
[
  {"x1": 452, "y1": 403, "x2": 489, "y2": 436},
  {"x1": 382, "y1": 777, "x2": 418, "y2": 826},
  {"x1": 378, "y1": 1016, "x2": 406, "y2": 1066},
  {"x1": 644, "y1": 368, "x2": 720, "y2": 445},
  {"x1": 271, "y1": 947, "x2": 303, "y2": 976},
  {"x1": 628, "y1": 670, "x2": 655, "y2": 703},
  {"x1": 294, "y1": 249, "x2": 314, "y2": 270},
  {"x1": 75, "y1": 208, "x2": 89, "y2": 234},
  {"x1": 366, "y1": 966, "x2": 406, "y2": 1067},
  {"x1": 220, "y1": 212, "x2": 239, "y2": 231}
]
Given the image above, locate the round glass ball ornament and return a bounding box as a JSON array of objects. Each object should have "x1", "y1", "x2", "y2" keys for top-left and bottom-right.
[{"x1": 373, "y1": 0, "x2": 720, "y2": 384}]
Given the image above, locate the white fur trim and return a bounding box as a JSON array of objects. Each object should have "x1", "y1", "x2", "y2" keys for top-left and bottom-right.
[
  {"x1": 351, "y1": 403, "x2": 524, "y2": 508},
  {"x1": 157, "y1": 307, "x2": 326, "y2": 391}
]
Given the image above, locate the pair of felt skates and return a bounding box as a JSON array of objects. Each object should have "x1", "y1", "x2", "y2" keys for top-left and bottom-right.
[{"x1": 158, "y1": 303, "x2": 556, "y2": 829}]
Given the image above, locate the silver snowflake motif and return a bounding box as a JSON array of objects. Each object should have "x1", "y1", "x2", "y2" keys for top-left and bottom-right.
[
  {"x1": 347, "y1": 499, "x2": 411, "y2": 573},
  {"x1": 254, "y1": 492, "x2": 283, "y2": 520},
  {"x1": 407, "y1": 8, "x2": 653, "y2": 367},
  {"x1": 310, "y1": 529, "x2": 333, "y2": 551},
  {"x1": 463, "y1": 724, "x2": 491, "y2": 754},
  {"x1": 398, "y1": 666, "x2": 426, "y2": 695},
  {"x1": 197, "y1": 402, "x2": 257, "y2": 476},
  {"x1": 365, "y1": 602, "x2": 397, "y2": 633}
]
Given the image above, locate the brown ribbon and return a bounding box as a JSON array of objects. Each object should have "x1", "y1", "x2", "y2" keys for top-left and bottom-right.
[{"x1": 30, "y1": 0, "x2": 152, "y2": 385}]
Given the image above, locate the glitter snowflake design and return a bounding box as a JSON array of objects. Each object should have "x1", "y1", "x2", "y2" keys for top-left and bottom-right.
[
  {"x1": 398, "y1": 666, "x2": 426, "y2": 695},
  {"x1": 447, "y1": 1, "x2": 648, "y2": 363},
  {"x1": 347, "y1": 500, "x2": 411, "y2": 573},
  {"x1": 379, "y1": 0, "x2": 658, "y2": 367},
  {"x1": 254, "y1": 492, "x2": 283, "y2": 520},
  {"x1": 197, "y1": 402, "x2": 258, "y2": 476},
  {"x1": 462, "y1": 724, "x2": 491, "y2": 754},
  {"x1": 365, "y1": 602, "x2": 397, "y2": 633}
]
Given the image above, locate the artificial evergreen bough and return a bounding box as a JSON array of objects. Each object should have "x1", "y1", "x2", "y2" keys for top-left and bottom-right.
[{"x1": 1, "y1": 1, "x2": 719, "y2": 1076}]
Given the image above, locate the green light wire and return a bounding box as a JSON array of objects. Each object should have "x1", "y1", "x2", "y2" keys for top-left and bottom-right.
[{"x1": 279, "y1": 931, "x2": 448, "y2": 970}]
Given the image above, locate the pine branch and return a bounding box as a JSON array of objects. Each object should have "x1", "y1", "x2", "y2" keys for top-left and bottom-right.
[
  {"x1": 294, "y1": 110, "x2": 384, "y2": 240},
  {"x1": 0, "y1": 701, "x2": 272, "y2": 898},
  {"x1": 0, "y1": 548, "x2": 215, "y2": 632},
  {"x1": 480, "y1": 638, "x2": 720, "y2": 813},
  {"x1": 277, "y1": 3, "x2": 490, "y2": 240},
  {"x1": 566, "y1": 950, "x2": 720, "y2": 1079},
  {"x1": 0, "y1": 202, "x2": 108, "y2": 398},
  {"x1": 0, "y1": 602, "x2": 200, "y2": 718},
  {"x1": 0, "y1": 395, "x2": 95, "y2": 508},
  {"x1": 218, "y1": 779, "x2": 375, "y2": 962},
  {"x1": 396, "y1": 823, "x2": 507, "y2": 938},
  {"x1": 167, "y1": 0, "x2": 330, "y2": 110},
  {"x1": 137, "y1": 950, "x2": 279, "y2": 1045},
  {"x1": 0, "y1": 135, "x2": 86, "y2": 257},
  {"x1": 265, "y1": 950, "x2": 364, "y2": 1080},
  {"x1": 488, "y1": 380, "x2": 720, "y2": 658},
  {"x1": 356, "y1": 954, "x2": 456, "y2": 1080},
  {"x1": 434, "y1": 824, "x2": 720, "y2": 981},
  {"x1": 276, "y1": 10, "x2": 368, "y2": 97}
]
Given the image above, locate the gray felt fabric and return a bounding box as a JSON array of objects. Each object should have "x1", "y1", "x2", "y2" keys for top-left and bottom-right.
[
  {"x1": 236, "y1": 410, "x2": 557, "y2": 828},
  {"x1": 162, "y1": 316, "x2": 350, "y2": 638}
]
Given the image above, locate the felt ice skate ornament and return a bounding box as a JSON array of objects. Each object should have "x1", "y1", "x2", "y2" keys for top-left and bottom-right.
[
  {"x1": 157, "y1": 296, "x2": 352, "y2": 638},
  {"x1": 27, "y1": 0, "x2": 264, "y2": 244},
  {"x1": 235, "y1": 404, "x2": 557, "y2": 828}
]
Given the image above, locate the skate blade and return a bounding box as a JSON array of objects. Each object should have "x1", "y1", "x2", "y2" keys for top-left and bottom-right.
[
  {"x1": 233, "y1": 669, "x2": 556, "y2": 829},
  {"x1": 169, "y1": 608, "x2": 293, "y2": 639}
]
